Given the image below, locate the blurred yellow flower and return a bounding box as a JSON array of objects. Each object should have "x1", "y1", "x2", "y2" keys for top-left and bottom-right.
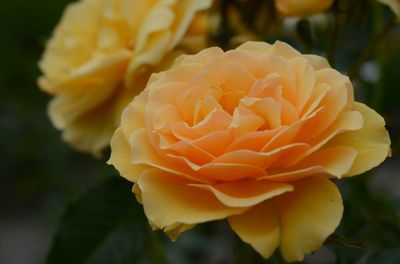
[
  {"x1": 109, "y1": 41, "x2": 391, "y2": 261},
  {"x1": 38, "y1": 0, "x2": 212, "y2": 155},
  {"x1": 275, "y1": 0, "x2": 334, "y2": 17},
  {"x1": 377, "y1": 0, "x2": 400, "y2": 20}
]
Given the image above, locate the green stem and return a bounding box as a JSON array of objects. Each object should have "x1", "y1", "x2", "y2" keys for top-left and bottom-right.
[{"x1": 327, "y1": 0, "x2": 349, "y2": 65}]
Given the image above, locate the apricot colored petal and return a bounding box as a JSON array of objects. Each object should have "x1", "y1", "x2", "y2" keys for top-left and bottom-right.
[
  {"x1": 213, "y1": 143, "x2": 309, "y2": 169},
  {"x1": 247, "y1": 73, "x2": 281, "y2": 98},
  {"x1": 236, "y1": 41, "x2": 272, "y2": 54},
  {"x1": 198, "y1": 162, "x2": 267, "y2": 181},
  {"x1": 226, "y1": 128, "x2": 284, "y2": 152},
  {"x1": 223, "y1": 62, "x2": 256, "y2": 93},
  {"x1": 191, "y1": 130, "x2": 233, "y2": 157},
  {"x1": 148, "y1": 81, "x2": 186, "y2": 107},
  {"x1": 229, "y1": 108, "x2": 265, "y2": 137},
  {"x1": 262, "y1": 107, "x2": 323, "y2": 151},
  {"x1": 298, "y1": 84, "x2": 351, "y2": 141},
  {"x1": 262, "y1": 55, "x2": 297, "y2": 103},
  {"x1": 177, "y1": 46, "x2": 224, "y2": 66},
  {"x1": 225, "y1": 50, "x2": 266, "y2": 78},
  {"x1": 152, "y1": 104, "x2": 183, "y2": 132},
  {"x1": 327, "y1": 102, "x2": 391, "y2": 176},
  {"x1": 241, "y1": 97, "x2": 282, "y2": 129},
  {"x1": 289, "y1": 57, "x2": 316, "y2": 113},
  {"x1": 170, "y1": 108, "x2": 232, "y2": 140},
  {"x1": 137, "y1": 169, "x2": 247, "y2": 229},
  {"x1": 264, "y1": 146, "x2": 357, "y2": 181},
  {"x1": 121, "y1": 90, "x2": 148, "y2": 138},
  {"x1": 130, "y1": 128, "x2": 211, "y2": 183},
  {"x1": 108, "y1": 128, "x2": 147, "y2": 182},
  {"x1": 278, "y1": 176, "x2": 343, "y2": 262},
  {"x1": 168, "y1": 139, "x2": 215, "y2": 165},
  {"x1": 228, "y1": 201, "x2": 281, "y2": 259},
  {"x1": 302, "y1": 54, "x2": 330, "y2": 70},
  {"x1": 304, "y1": 110, "x2": 364, "y2": 155},
  {"x1": 167, "y1": 152, "x2": 268, "y2": 181},
  {"x1": 237, "y1": 41, "x2": 301, "y2": 59},
  {"x1": 192, "y1": 180, "x2": 293, "y2": 207}
]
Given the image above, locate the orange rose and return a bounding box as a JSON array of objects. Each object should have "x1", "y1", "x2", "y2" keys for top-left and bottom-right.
[
  {"x1": 108, "y1": 41, "x2": 390, "y2": 261},
  {"x1": 275, "y1": 0, "x2": 334, "y2": 17},
  {"x1": 38, "y1": 0, "x2": 212, "y2": 155}
]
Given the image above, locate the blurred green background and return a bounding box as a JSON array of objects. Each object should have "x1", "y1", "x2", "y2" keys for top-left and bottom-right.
[
  {"x1": 0, "y1": 0, "x2": 400, "y2": 263},
  {"x1": 0, "y1": 0, "x2": 114, "y2": 262}
]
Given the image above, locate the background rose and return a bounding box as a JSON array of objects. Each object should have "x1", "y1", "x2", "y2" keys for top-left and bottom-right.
[
  {"x1": 378, "y1": 0, "x2": 400, "y2": 21},
  {"x1": 275, "y1": 0, "x2": 334, "y2": 17},
  {"x1": 109, "y1": 41, "x2": 391, "y2": 262},
  {"x1": 38, "y1": 0, "x2": 212, "y2": 155}
]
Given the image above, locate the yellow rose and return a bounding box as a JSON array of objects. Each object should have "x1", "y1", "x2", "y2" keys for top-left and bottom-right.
[
  {"x1": 377, "y1": 0, "x2": 400, "y2": 21},
  {"x1": 108, "y1": 41, "x2": 390, "y2": 261},
  {"x1": 38, "y1": 0, "x2": 212, "y2": 155},
  {"x1": 275, "y1": 0, "x2": 334, "y2": 17}
]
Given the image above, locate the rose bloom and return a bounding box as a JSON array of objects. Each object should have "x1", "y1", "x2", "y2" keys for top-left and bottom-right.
[
  {"x1": 109, "y1": 41, "x2": 390, "y2": 261},
  {"x1": 275, "y1": 0, "x2": 334, "y2": 17},
  {"x1": 38, "y1": 0, "x2": 212, "y2": 155}
]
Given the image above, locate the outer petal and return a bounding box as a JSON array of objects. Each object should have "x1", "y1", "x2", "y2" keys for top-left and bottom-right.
[
  {"x1": 326, "y1": 102, "x2": 391, "y2": 176},
  {"x1": 191, "y1": 180, "x2": 293, "y2": 207},
  {"x1": 137, "y1": 169, "x2": 247, "y2": 231},
  {"x1": 228, "y1": 201, "x2": 281, "y2": 259},
  {"x1": 108, "y1": 128, "x2": 147, "y2": 182},
  {"x1": 278, "y1": 176, "x2": 343, "y2": 262}
]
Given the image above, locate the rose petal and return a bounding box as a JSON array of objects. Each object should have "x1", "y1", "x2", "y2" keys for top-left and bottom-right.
[
  {"x1": 263, "y1": 146, "x2": 357, "y2": 181},
  {"x1": 130, "y1": 128, "x2": 212, "y2": 183},
  {"x1": 108, "y1": 128, "x2": 147, "y2": 182},
  {"x1": 277, "y1": 176, "x2": 343, "y2": 262},
  {"x1": 228, "y1": 201, "x2": 281, "y2": 259},
  {"x1": 326, "y1": 102, "x2": 391, "y2": 176},
  {"x1": 137, "y1": 169, "x2": 247, "y2": 230},
  {"x1": 192, "y1": 180, "x2": 293, "y2": 207},
  {"x1": 213, "y1": 143, "x2": 310, "y2": 169}
]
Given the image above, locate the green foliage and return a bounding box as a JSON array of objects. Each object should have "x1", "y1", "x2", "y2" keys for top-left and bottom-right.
[{"x1": 46, "y1": 176, "x2": 148, "y2": 264}]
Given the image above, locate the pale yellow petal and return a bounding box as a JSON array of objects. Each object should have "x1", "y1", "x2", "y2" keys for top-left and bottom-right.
[
  {"x1": 108, "y1": 128, "x2": 147, "y2": 182},
  {"x1": 278, "y1": 176, "x2": 343, "y2": 262},
  {"x1": 137, "y1": 169, "x2": 247, "y2": 230},
  {"x1": 326, "y1": 102, "x2": 391, "y2": 176},
  {"x1": 228, "y1": 201, "x2": 281, "y2": 259}
]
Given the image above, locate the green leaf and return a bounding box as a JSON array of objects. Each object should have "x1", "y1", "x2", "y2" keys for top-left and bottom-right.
[{"x1": 46, "y1": 176, "x2": 148, "y2": 264}]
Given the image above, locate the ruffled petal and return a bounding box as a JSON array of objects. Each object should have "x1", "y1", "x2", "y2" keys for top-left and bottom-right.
[{"x1": 192, "y1": 180, "x2": 293, "y2": 207}]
